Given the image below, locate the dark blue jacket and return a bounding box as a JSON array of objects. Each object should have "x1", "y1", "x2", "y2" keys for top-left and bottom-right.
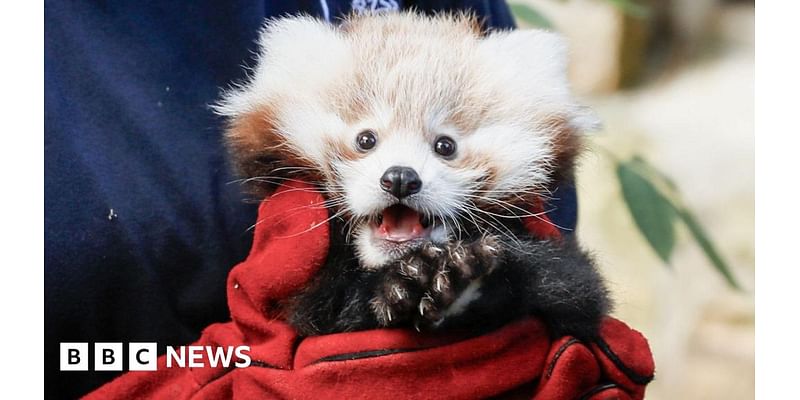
[{"x1": 45, "y1": 1, "x2": 575, "y2": 398}]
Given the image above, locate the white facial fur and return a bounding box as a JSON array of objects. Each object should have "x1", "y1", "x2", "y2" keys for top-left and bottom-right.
[{"x1": 216, "y1": 13, "x2": 599, "y2": 268}]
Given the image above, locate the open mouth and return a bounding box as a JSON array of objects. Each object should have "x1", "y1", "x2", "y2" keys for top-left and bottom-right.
[{"x1": 372, "y1": 204, "x2": 433, "y2": 243}]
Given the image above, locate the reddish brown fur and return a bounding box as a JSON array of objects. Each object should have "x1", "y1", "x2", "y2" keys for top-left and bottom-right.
[
  {"x1": 542, "y1": 116, "x2": 583, "y2": 184},
  {"x1": 446, "y1": 97, "x2": 494, "y2": 134},
  {"x1": 225, "y1": 105, "x2": 323, "y2": 197},
  {"x1": 458, "y1": 115, "x2": 583, "y2": 216},
  {"x1": 323, "y1": 136, "x2": 360, "y2": 162}
]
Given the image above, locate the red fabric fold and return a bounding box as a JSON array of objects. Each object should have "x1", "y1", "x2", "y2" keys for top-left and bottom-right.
[{"x1": 85, "y1": 181, "x2": 654, "y2": 400}]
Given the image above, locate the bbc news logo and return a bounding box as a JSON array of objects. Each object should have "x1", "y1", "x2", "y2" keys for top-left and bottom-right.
[{"x1": 60, "y1": 343, "x2": 251, "y2": 371}]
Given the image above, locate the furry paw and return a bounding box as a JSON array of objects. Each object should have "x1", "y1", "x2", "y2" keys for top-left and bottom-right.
[{"x1": 370, "y1": 235, "x2": 503, "y2": 329}]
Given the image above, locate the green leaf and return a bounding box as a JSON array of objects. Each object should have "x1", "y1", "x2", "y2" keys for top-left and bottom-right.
[
  {"x1": 509, "y1": 3, "x2": 553, "y2": 29},
  {"x1": 630, "y1": 155, "x2": 678, "y2": 192},
  {"x1": 676, "y1": 208, "x2": 742, "y2": 290},
  {"x1": 606, "y1": 0, "x2": 651, "y2": 18},
  {"x1": 617, "y1": 161, "x2": 677, "y2": 263}
]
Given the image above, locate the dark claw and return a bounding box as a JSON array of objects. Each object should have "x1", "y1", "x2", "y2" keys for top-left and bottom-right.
[{"x1": 371, "y1": 235, "x2": 503, "y2": 329}]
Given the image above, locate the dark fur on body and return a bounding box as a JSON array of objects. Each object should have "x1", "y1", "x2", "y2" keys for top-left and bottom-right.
[{"x1": 283, "y1": 215, "x2": 611, "y2": 341}]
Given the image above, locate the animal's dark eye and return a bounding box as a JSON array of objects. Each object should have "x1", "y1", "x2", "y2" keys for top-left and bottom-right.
[
  {"x1": 434, "y1": 136, "x2": 457, "y2": 158},
  {"x1": 356, "y1": 130, "x2": 377, "y2": 151}
]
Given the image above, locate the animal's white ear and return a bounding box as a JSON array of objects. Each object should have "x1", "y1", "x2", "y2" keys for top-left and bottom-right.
[
  {"x1": 479, "y1": 29, "x2": 602, "y2": 133},
  {"x1": 481, "y1": 29, "x2": 570, "y2": 78},
  {"x1": 568, "y1": 105, "x2": 603, "y2": 133},
  {"x1": 214, "y1": 16, "x2": 351, "y2": 117}
]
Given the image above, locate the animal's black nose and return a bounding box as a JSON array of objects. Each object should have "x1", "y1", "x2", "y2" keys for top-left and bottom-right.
[{"x1": 380, "y1": 166, "x2": 422, "y2": 199}]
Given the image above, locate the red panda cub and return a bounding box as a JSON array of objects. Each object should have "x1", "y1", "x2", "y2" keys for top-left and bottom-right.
[{"x1": 215, "y1": 12, "x2": 609, "y2": 340}]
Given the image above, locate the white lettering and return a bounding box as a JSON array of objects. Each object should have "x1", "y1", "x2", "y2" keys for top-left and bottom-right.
[
  {"x1": 166, "y1": 346, "x2": 185, "y2": 368},
  {"x1": 234, "y1": 346, "x2": 251, "y2": 368}
]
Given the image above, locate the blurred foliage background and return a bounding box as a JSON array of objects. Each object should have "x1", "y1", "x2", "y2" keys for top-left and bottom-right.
[{"x1": 509, "y1": 0, "x2": 754, "y2": 398}]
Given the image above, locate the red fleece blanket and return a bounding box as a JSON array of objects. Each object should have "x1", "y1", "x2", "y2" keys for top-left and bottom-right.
[{"x1": 85, "y1": 182, "x2": 654, "y2": 399}]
